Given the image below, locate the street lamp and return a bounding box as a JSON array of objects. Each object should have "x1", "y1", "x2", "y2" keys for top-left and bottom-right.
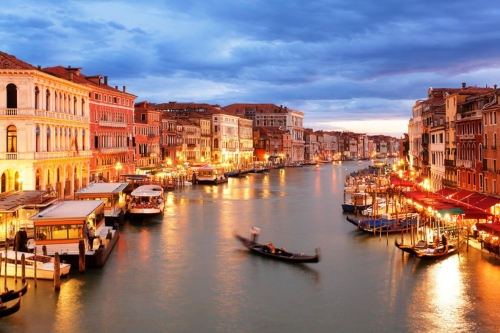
[
  {"x1": 423, "y1": 178, "x2": 430, "y2": 197},
  {"x1": 115, "y1": 161, "x2": 122, "y2": 181},
  {"x1": 17, "y1": 175, "x2": 23, "y2": 191}
]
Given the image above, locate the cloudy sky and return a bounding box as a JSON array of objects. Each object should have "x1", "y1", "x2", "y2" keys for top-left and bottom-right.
[{"x1": 2, "y1": 0, "x2": 499, "y2": 137}]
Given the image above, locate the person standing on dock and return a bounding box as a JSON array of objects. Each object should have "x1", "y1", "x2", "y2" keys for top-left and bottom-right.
[{"x1": 88, "y1": 227, "x2": 95, "y2": 250}]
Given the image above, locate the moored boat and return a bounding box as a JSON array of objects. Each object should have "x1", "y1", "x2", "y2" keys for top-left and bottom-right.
[
  {"x1": 342, "y1": 192, "x2": 373, "y2": 213},
  {"x1": 0, "y1": 295, "x2": 22, "y2": 319},
  {"x1": 0, "y1": 250, "x2": 71, "y2": 280},
  {"x1": 129, "y1": 185, "x2": 165, "y2": 217},
  {"x1": 0, "y1": 282, "x2": 28, "y2": 303},
  {"x1": 196, "y1": 166, "x2": 228, "y2": 184},
  {"x1": 234, "y1": 234, "x2": 320, "y2": 263}
]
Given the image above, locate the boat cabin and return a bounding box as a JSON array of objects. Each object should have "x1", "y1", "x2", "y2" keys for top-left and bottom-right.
[
  {"x1": 0, "y1": 190, "x2": 58, "y2": 242},
  {"x1": 75, "y1": 182, "x2": 129, "y2": 222},
  {"x1": 196, "y1": 166, "x2": 228, "y2": 184},
  {"x1": 29, "y1": 200, "x2": 105, "y2": 254}
]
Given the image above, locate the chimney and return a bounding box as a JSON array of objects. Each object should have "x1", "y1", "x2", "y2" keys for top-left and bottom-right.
[
  {"x1": 495, "y1": 84, "x2": 498, "y2": 89},
  {"x1": 104, "y1": 76, "x2": 108, "y2": 85},
  {"x1": 123, "y1": 86, "x2": 126, "y2": 92},
  {"x1": 37, "y1": 65, "x2": 41, "y2": 69},
  {"x1": 462, "y1": 82, "x2": 466, "y2": 89},
  {"x1": 115, "y1": 86, "x2": 118, "y2": 89}
]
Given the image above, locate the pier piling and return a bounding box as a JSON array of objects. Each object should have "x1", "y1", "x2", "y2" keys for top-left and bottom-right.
[
  {"x1": 78, "y1": 240, "x2": 85, "y2": 273},
  {"x1": 54, "y1": 253, "x2": 61, "y2": 291},
  {"x1": 21, "y1": 254, "x2": 25, "y2": 283}
]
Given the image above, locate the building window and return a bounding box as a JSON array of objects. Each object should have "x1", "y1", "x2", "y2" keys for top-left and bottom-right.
[{"x1": 7, "y1": 125, "x2": 17, "y2": 153}]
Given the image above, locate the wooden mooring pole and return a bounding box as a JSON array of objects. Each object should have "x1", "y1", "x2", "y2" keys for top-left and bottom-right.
[
  {"x1": 21, "y1": 254, "x2": 26, "y2": 283},
  {"x1": 54, "y1": 253, "x2": 61, "y2": 291},
  {"x1": 78, "y1": 239, "x2": 86, "y2": 273}
]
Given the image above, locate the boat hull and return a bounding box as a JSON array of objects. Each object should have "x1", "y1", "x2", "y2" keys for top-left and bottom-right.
[{"x1": 235, "y1": 234, "x2": 320, "y2": 263}]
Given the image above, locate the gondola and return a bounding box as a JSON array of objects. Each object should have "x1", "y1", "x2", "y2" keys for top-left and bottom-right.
[
  {"x1": 394, "y1": 239, "x2": 418, "y2": 255},
  {"x1": 0, "y1": 282, "x2": 28, "y2": 303},
  {"x1": 235, "y1": 234, "x2": 320, "y2": 263},
  {"x1": 0, "y1": 293, "x2": 22, "y2": 318},
  {"x1": 414, "y1": 243, "x2": 460, "y2": 260}
]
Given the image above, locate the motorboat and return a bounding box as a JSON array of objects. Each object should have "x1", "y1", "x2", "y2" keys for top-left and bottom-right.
[
  {"x1": 129, "y1": 185, "x2": 165, "y2": 217},
  {"x1": 0, "y1": 250, "x2": 71, "y2": 279}
]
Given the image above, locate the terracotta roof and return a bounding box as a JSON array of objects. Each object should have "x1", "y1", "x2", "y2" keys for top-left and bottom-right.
[
  {"x1": 0, "y1": 51, "x2": 38, "y2": 70},
  {"x1": 43, "y1": 66, "x2": 136, "y2": 96},
  {"x1": 224, "y1": 103, "x2": 289, "y2": 114}
]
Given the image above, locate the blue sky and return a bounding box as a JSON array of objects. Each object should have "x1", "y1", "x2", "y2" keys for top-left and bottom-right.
[{"x1": 2, "y1": 0, "x2": 500, "y2": 137}]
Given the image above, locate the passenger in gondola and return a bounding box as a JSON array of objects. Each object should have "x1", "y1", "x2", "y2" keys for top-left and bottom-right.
[{"x1": 267, "y1": 242, "x2": 275, "y2": 254}]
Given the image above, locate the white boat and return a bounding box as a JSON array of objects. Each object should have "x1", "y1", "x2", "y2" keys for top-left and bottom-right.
[
  {"x1": 196, "y1": 166, "x2": 228, "y2": 184},
  {"x1": 129, "y1": 185, "x2": 165, "y2": 216},
  {"x1": 0, "y1": 250, "x2": 71, "y2": 279}
]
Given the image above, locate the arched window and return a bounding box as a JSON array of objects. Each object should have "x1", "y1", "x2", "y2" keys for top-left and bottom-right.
[
  {"x1": 214, "y1": 138, "x2": 219, "y2": 149},
  {"x1": 6, "y1": 84, "x2": 17, "y2": 109},
  {"x1": 7, "y1": 125, "x2": 17, "y2": 152},
  {"x1": 74, "y1": 97, "x2": 77, "y2": 115},
  {"x1": 46, "y1": 89, "x2": 50, "y2": 111},
  {"x1": 494, "y1": 133, "x2": 497, "y2": 148},
  {"x1": 35, "y1": 86, "x2": 40, "y2": 110},
  {"x1": 46, "y1": 126, "x2": 51, "y2": 151},
  {"x1": 35, "y1": 125, "x2": 40, "y2": 152},
  {"x1": 82, "y1": 129, "x2": 86, "y2": 150}
]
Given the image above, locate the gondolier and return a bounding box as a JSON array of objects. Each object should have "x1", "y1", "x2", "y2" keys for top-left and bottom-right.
[{"x1": 250, "y1": 227, "x2": 260, "y2": 243}]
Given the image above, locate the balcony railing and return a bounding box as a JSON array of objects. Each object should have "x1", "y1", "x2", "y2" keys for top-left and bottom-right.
[
  {"x1": 457, "y1": 159, "x2": 475, "y2": 168},
  {"x1": 444, "y1": 159, "x2": 456, "y2": 167},
  {"x1": 442, "y1": 179, "x2": 457, "y2": 188},
  {"x1": 98, "y1": 120, "x2": 127, "y2": 128},
  {"x1": 0, "y1": 108, "x2": 89, "y2": 123},
  {"x1": 98, "y1": 147, "x2": 130, "y2": 153},
  {"x1": 0, "y1": 150, "x2": 93, "y2": 160}
]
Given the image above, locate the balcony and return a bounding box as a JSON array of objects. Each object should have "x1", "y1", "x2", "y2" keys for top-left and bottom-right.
[
  {"x1": 0, "y1": 108, "x2": 89, "y2": 123},
  {"x1": 458, "y1": 134, "x2": 475, "y2": 140},
  {"x1": 442, "y1": 179, "x2": 457, "y2": 188},
  {"x1": 98, "y1": 120, "x2": 127, "y2": 128},
  {"x1": 98, "y1": 147, "x2": 130, "y2": 153},
  {"x1": 148, "y1": 134, "x2": 156, "y2": 139},
  {"x1": 0, "y1": 150, "x2": 93, "y2": 160},
  {"x1": 444, "y1": 159, "x2": 456, "y2": 167},
  {"x1": 457, "y1": 159, "x2": 475, "y2": 169}
]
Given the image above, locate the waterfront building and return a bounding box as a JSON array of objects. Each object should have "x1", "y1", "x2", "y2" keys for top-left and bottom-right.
[
  {"x1": 224, "y1": 103, "x2": 305, "y2": 163},
  {"x1": 175, "y1": 118, "x2": 201, "y2": 164},
  {"x1": 304, "y1": 129, "x2": 319, "y2": 162},
  {"x1": 428, "y1": 104, "x2": 445, "y2": 191},
  {"x1": 0, "y1": 51, "x2": 92, "y2": 197},
  {"x1": 160, "y1": 114, "x2": 177, "y2": 165},
  {"x1": 43, "y1": 67, "x2": 137, "y2": 182},
  {"x1": 238, "y1": 117, "x2": 254, "y2": 167},
  {"x1": 409, "y1": 87, "x2": 461, "y2": 187},
  {"x1": 134, "y1": 101, "x2": 161, "y2": 172},
  {"x1": 209, "y1": 112, "x2": 240, "y2": 165},
  {"x1": 481, "y1": 88, "x2": 500, "y2": 197}
]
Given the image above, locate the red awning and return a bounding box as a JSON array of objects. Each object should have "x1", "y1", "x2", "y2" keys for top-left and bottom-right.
[
  {"x1": 389, "y1": 176, "x2": 413, "y2": 187},
  {"x1": 475, "y1": 222, "x2": 500, "y2": 233},
  {"x1": 471, "y1": 197, "x2": 500, "y2": 210},
  {"x1": 462, "y1": 208, "x2": 491, "y2": 219},
  {"x1": 436, "y1": 188, "x2": 458, "y2": 198},
  {"x1": 453, "y1": 190, "x2": 475, "y2": 201}
]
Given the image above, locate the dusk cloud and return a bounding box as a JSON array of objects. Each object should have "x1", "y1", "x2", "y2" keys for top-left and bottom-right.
[{"x1": 2, "y1": 0, "x2": 500, "y2": 137}]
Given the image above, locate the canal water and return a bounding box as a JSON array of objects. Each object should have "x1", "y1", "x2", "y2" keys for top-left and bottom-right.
[{"x1": 1, "y1": 161, "x2": 500, "y2": 333}]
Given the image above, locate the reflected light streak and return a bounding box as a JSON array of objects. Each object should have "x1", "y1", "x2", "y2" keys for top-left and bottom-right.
[
  {"x1": 407, "y1": 258, "x2": 471, "y2": 332},
  {"x1": 54, "y1": 279, "x2": 86, "y2": 330}
]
